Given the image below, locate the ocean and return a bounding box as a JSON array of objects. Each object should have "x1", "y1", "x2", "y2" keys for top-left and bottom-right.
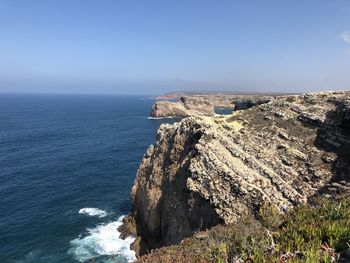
[{"x1": 0, "y1": 94, "x2": 175, "y2": 263}]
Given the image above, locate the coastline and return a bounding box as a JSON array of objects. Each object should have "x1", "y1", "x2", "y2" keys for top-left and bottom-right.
[{"x1": 126, "y1": 91, "x2": 350, "y2": 262}]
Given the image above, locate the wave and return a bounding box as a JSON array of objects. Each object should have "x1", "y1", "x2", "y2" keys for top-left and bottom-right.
[
  {"x1": 147, "y1": 116, "x2": 178, "y2": 119},
  {"x1": 79, "y1": 208, "x2": 108, "y2": 218},
  {"x1": 68, "y1": 216, "x2": 136, "y2": 262}
]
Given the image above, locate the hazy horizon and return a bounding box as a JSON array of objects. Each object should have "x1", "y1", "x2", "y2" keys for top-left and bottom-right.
[{"x1": 1, "y1": 0, "x2": 350, "y2": 95}]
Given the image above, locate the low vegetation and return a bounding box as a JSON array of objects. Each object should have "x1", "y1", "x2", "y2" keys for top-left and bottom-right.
[{"x1": 137, "y1": 197, "x2": 350, "y2": 262}]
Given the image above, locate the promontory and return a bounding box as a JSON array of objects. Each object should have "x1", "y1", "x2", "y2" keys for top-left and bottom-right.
[{"x1": 124, "y1": 91, "x2": 350, "y2": 262}]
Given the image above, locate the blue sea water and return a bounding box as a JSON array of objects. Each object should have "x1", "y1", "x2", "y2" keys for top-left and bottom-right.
[{"x1": 0, "y1": 94, "x2": 175, "y2": 263}]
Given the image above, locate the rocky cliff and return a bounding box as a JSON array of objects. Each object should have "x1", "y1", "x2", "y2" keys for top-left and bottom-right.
[
  {"x1": 150, "y1": 96, "x2": 215, "y2": 117},
  {"x1": 131, "y1": 91, "x2": 350, "y2": 256},
  {"x1": 150, "y1": 95, "x2": 275, "y2": 117}
]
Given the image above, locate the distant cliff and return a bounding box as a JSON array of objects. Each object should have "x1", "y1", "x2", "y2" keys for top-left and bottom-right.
[
  {"x1": 129, "y1": 91, "x2": 350, "y2": 260},
  {"x1": 150, "y1": 94, "x2": 275, "y2": 117},
  {"x1": 150, "y1": 96, "x2": 215, "y2": 117}
]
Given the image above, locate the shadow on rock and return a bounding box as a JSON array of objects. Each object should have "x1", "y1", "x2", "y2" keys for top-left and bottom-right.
[{"x1": 313, "y1": 96, "x2": 350, "y2": 199}]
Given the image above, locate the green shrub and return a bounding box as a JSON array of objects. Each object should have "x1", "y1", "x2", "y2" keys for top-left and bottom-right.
[
  {"x1": 286, "y1": 96, "x2": 297, "y2": 103},
  {"x1": 138, "y1": 197, "x2": 350, "y2": 263},
  {"x1": 257, "y1": 201, "x2": 284, "y2": 230}
]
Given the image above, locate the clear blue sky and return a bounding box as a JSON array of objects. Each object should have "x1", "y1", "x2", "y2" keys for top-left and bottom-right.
[{"x1": 1, "y1": 0, "x2": 350, "y2": 94}]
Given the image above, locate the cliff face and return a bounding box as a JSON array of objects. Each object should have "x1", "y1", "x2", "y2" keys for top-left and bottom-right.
[
  {"x1": 150, "y1": 96, "x2": 215, "y2": 117},
  {"x1": 132, "y1": 91, "x2": 350, "y2": 255},
  {"x1": 150, "y1": 94, "x2": 278, "y2": 117},
  {"x1": 130, "y1": 121, "x2": 222, "y2": 251}
]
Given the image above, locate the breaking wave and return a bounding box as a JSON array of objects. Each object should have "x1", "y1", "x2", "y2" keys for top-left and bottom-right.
[
  {"x1": 79, "y1": 208, "x2": 108, "y2": 218},
  {"x1": 68, "y1": 216, "x2": 136, "y2": 262},
  {"x1": 147, "y1": 116, "x2": 177, "y2": 119}
]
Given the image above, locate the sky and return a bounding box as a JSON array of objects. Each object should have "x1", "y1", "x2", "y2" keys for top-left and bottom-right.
[{"x1": 0, "y1": 0, "x2": 350, "y2": 95}]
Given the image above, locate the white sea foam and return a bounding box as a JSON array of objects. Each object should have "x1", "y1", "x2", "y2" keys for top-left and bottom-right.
[
  {"x1": 147, "y1": 116, "x2": 177, "y2": 120},
  {"x1": 79, "y1": 208, "x2": 108, "y2": 218},
  {"x1": 69, "y1": 216, "x2": 136, "y2": 262}
]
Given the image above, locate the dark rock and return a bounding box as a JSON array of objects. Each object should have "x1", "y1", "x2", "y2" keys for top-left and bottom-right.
[
  {"x1": 118, "y1": 215, "x2": 137, "y2": 239},
  {"x1": 338, "y1": 248, "x2": 350, "y2": 263},
  {"x1": 298, "y1": 112, "x2": 325, "y2": 126}
]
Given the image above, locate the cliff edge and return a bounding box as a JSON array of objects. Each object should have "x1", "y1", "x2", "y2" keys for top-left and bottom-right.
[
  {"x1": 150, "y1": 96, "x2": 215, "y2": 117},
  {"x1": 150, "y1": 95, "x2": 274, "y2": 117},
  {"x1": 131, "y1": 91, "x2": 350, "y2": 256}
]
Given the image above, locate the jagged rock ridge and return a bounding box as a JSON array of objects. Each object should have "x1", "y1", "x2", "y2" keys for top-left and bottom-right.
[{"x1": 131, "y1": 91, "x2": 350, "y2": 255}]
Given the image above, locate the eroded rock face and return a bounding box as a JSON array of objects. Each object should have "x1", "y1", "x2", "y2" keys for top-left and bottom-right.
[
  {"x1": 150, "y1": 96, "x2": 215, "y2": 117},
  {"x1": 130, "y1": 122, "x2": 222, "y2": 253},
  {"x1": 150, "y1": 95, "x2": 274, "y2": 117},
  {"x1": 132, "y1": 91, "x2": 350, "y2": 255}
]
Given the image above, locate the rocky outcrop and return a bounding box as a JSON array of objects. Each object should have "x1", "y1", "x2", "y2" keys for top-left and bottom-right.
[
  {"x1": 150, "y1": 96, "x2": 215, "y2": 117},
  {"x1": 150, "y1": 94, "x2": 276, "y2": 117},
  {"x1": 152, "y1": 92, "x2": 188, "y2": 101},
  {"x1": 131, "y1": 91, "x2": 350, "y2": 256}
]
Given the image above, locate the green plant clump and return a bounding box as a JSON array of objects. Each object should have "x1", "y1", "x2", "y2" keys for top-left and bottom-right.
[
  {"x1": 265, "y1": 197, "x2": 350, "y2": 262},
  {"x1": 138, "y1": 197, "x2": 350, "y2": 263}
]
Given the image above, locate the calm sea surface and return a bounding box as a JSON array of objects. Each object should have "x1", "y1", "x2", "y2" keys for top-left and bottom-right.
[{"x1": 0, "y1": 94, "x2": 175, "y2": 263}]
